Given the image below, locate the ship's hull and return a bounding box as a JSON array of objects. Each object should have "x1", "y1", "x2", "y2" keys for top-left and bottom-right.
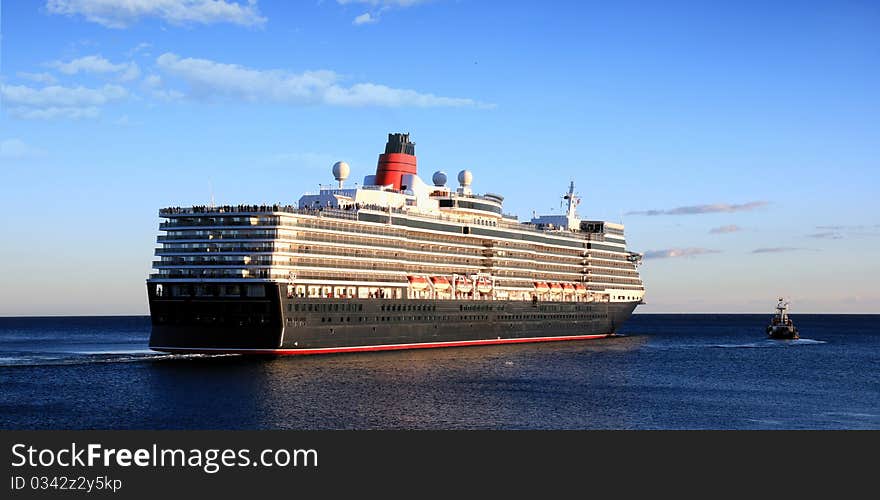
[
  {"x1": 148, "y1": 283, "x2": 639, "y2": 355},
  {"x1": 767, "y1": 325, "x2": 799, "y2": 340}
]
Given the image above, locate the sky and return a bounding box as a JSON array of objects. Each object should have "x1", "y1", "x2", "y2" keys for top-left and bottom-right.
[{"x1": 1, "y1": 0, "x2": 878, "y2": 315}]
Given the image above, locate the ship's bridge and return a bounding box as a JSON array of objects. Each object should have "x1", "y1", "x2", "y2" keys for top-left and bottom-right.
[
  {"x1": 432, "y1": 192, "x2": 504, "y2": 217},
  {"x1": 529, "y1": 181, "x2": 585, "y2": 231}
]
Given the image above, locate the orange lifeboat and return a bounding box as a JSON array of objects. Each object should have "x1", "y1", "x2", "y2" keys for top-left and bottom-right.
[
  {"x1": 562, "y1": 283, "x2": 575, "y2": 293},
  {"x1": 430, "y1": 276, "x2": 451, "y2": 291},
  {"x1": 574, "y1": 284, "x2": 588, "y2": 295},
  {"x1": 534, "y1": 282, "x2": 549, "y2": 293},
  {"x1": 549, "y1": 283, "x2": 563, "y2": 293},
  {"x1": 476, "y1": 277, "x2": 493, "y2": 294},
  {"x1": 407, "y1": 276, "x2": 429, "y2": 290},
  {"x1": 455, "y1": 276, "x2": 473, "y2": 293}
]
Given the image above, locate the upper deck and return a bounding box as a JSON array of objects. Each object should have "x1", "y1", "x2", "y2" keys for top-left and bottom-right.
[
  {"x1": 149, "y1": 133, "x2": 644, "y2": 304},
  {"x1": 157, "y1": 204, "x2": 634, "y2": 260}
]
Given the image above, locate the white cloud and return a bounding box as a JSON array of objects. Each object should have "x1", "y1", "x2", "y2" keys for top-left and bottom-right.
[
  {"x1": 7, "y1": 107, "x2": 102, "y2": 120},
  {"x1": 144, "y1": 74, "x2": 163, "y2": 88},
  {"x1": 337, "y1": 0, "x2": 429, "y2": 6},
  {"x1": 1, "y1": 83, "x2": 127, "y2": 120},
  {"x1": 141, "y1": 74, "x2": 183, "y2": 101},
  {"x1": 752, "y1": 247, "x2": 807, "y2": 254},
  {"x1": 811, "y1": 224, "x2": 880, "y2": 239},
  {"x1": 807, "y1": 231, "x2": 843, "y2": 240},
  {"x1": 709, "y1": 224, "x2": 742, "y2": 234},
  {"x1": 1, "y1": 83, "x2": 128, "y2": 107},
  {"x1": 353, "y1": 12, "x2": 378, "y2": 25},
  {"x1": 155, "y1": 52, "x2": 487, "y2": 108},
  {"x1": 113, "y1": 114, "x2": 139, "y2": 126},
  {"x1": 323, "y1": 82, "x2": 478, "y2": 107},
  {"x1": 46, "y1": 0, "x2": 267, "y2": 29},
  {"x1": 338, "y1": 1, "x2": 429, "y2": 25},
  {"x1": 126, "y1": 42, "x2": 153, "y2": 57},
  {"x1": 627, "y1": 201, "x2": 768, "y2": 216},
  {"x1": 151, "y1": 89, "x2": 186, "y2": 102},
  {"x1": 49, "y1": 55, "x2": 141, "y2": 82},
  {"x1": 643, "y1": 248, "x2": 721, "y2": 260},
  {"x1": 17, "y1": 72, "x2": 58, "y2": 84},
  {"x1": 0, "y1": 138, "x2": 47, "y2": 159}
]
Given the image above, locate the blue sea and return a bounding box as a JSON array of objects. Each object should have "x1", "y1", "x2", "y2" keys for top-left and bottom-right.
[{"x1": 0, "y1": 314, "x2": 877, "y2": 430}]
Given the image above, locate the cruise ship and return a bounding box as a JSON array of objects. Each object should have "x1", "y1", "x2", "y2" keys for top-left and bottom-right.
[{"x1": 148, "y1": 133, "x2": 645, "y2": 354}]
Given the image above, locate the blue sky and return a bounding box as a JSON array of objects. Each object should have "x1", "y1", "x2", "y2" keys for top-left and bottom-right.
[{"x1": 1, "y1": 0, "x2": 878, "y2": 315}]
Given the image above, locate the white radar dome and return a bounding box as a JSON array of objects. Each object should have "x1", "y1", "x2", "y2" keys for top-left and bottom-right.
[
  {"x1": 332, "y1": 161, "x2": 350, "y2": 182},
  {"x1": 458, "y1": 169, "x2": 473, "y2": 187},
  {"x1": 432, "y1": 171, "x2": 448, "y2": 187}
]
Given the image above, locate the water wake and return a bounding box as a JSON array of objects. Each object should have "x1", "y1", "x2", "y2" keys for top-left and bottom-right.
[
  {"x1": 712, "y1": 338, "x2": 826, "y2": 349},
  {"x1": 0, "y1": 351, "x2": 237, "y2": 367}
]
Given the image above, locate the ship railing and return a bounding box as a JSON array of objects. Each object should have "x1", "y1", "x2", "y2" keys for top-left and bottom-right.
[
  {"x1": 586, "y1": 258, "x2": 639, "y2": 269},
  {"x1": 294, "y1": 248, "x2": 480, "y2": 264},
  {"x1": 290, "y1": 260, "x2": 449, "y2": 274},
  {"x1": 151, "y1": 271, "x2": 261, "y2": 279},
  {"x1": 314, "y1": 208, "x2": 359, "y2": 220},
  {"x1": 294, "y1": 233, "x2": 485, "y2": 255},
  {"x1": 151, "y1": 255, "x2": 640, "y2": 281},
  {"x1": 153, "y1": 258, "x2": 275, "y2": 267},
  {"x1": 158, "y1": 233, "x2": 276, "y2": 241},
  {"x1": 160, "y1": 205, "x2": 294, "y2": 215},
  {"x1": 155, "y1": 246, "x2": 274, "y2": 254},
  {"x1": 159, "y1": 205, "x2": 619, "y2": 240},
  {"x1": 159, "y1": 220, "x2": 276, "y2": 229}
]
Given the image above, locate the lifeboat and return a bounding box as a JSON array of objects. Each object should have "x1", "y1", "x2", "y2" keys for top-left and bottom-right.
[
  {"x1": 534, "y1": 282, "x2": 549, "y2": 293},
  {"x1": 549, "y1": 283, "x2": 563, "y2": 293},
  {"x1": 476, "y1": 277, "x2": 493, "y2": 294},
  {"x1": 562, "y1": 283, "x2": 575, "y2": 293},
  {"x1": 574, "y1": 284, "x2": 587, "y2": 295},
  {"x1": 430, "y1": 276, "x2": 451, "y2": 291},
  {"x1": 407, "y1": 275, "x2": 429, "y2": 290},
  {"x1": 455, "y1": 277, "x2": 473, "y2": 293}
]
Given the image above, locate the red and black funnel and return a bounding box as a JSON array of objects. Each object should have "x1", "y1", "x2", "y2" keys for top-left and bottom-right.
[{"x1": 374, "y1": 133, "x2": 417, "y2": 190}]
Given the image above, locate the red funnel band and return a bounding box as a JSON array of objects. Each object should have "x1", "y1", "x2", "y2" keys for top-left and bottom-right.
[{"x1": 375, "y1": 153, "x2": 417, "y2": 190}]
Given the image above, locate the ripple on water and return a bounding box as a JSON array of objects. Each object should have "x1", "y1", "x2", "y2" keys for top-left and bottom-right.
[
  {"x1": 0, "y1": 351, "x2": 237, "y2": 367},
  {"x1": 712, "y1": 339, "x2": 827, "y2": 349}
]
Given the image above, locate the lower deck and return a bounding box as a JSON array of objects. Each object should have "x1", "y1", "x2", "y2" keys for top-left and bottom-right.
[{"x1": 147, "y1": 282, "x2": 639, "y2": 354}]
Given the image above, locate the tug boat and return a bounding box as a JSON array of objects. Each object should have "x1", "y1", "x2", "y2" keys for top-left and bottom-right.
[{"x1": 766, "y1": 298, "x2": 799, "y2": 340}]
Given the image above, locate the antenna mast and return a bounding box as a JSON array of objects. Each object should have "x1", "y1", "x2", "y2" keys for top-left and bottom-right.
[{"x1": 563, "y1": 180, "x2": 579, "y2": 219}]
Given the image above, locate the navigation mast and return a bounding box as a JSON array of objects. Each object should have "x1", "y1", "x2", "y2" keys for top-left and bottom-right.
[{"x1": 563, "y1": 180, "x2": 580, "y2": 219}]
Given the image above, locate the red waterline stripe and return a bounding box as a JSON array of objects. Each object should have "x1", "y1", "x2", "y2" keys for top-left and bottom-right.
[{"x1": 152, "y1": 333, "x2": 613, "y2": 356}]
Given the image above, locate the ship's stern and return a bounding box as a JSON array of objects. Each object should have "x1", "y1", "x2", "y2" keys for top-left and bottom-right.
[{"x1": 147, "y1": 282, "x2": 284, "y2": 353}]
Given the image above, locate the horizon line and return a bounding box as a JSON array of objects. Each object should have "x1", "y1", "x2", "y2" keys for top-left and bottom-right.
[{"x1": 1, "y1": 312, "x2": 878, "y2": 318}]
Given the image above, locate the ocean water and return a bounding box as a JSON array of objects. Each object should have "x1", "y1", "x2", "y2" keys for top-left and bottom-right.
[{"x1": 0, "y1": 314, "x2": 877, "y2": 430}]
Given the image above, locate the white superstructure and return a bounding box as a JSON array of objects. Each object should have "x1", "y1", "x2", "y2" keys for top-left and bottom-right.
[{"x1": 151, "y1": 133, "x2": 645, "y2": 305}]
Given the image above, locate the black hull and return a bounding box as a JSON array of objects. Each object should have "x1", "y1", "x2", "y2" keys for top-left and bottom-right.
[
  {"x1": 147, "y1": 283, "x2": 639, "y2": 355},
  {"x1": 767, "y1": 326, "x2": 799, "y2": 340}
]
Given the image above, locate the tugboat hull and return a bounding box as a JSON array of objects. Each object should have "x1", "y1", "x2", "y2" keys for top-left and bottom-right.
[{"x1": 767, "y1": 325, "x2": 799, "y2": 340}]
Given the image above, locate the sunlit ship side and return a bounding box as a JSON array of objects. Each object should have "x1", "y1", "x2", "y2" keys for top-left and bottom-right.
[{"x1": 147, "y1": 133, "x2": 646, "y2": 354}]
